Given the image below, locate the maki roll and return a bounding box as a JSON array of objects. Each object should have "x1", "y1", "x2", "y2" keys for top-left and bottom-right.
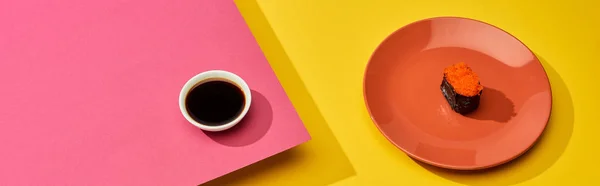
[{"x1": 440, "y1": 62, "x2": 484, "y2": 115}]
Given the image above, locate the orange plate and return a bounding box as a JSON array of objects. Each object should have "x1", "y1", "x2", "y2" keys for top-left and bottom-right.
[{"x1": 363, "y1": 17, "x2": 552, "y2": 170}]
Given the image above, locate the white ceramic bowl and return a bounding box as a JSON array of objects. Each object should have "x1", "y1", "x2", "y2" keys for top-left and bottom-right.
[{"x1": 179, "y1": 70, "x2": 251, "y2": 132}]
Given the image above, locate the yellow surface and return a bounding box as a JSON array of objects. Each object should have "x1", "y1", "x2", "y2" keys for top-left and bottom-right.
[{"x1": 209, "y1": 0, "x2": 600, "y2": 185}]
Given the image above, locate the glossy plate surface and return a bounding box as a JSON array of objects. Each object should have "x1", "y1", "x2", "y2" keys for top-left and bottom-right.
[{"x1": 363, "y1": 17, "x2": 552, "y2": 170}]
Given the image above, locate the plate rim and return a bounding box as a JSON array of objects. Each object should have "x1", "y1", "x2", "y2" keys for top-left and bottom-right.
[{"x1": 362, "y1": 16, "x2": 553, "y2": 170}]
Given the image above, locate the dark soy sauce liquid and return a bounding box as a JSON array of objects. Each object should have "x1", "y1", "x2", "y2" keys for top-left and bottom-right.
[{"x1": 185, "y1": 80, "x2": 245, "y2": 126}]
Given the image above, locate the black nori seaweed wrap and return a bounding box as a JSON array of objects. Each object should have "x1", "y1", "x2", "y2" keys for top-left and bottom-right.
[{"x1": 440, "y1": 75, "x2": 482, "y2": 115}]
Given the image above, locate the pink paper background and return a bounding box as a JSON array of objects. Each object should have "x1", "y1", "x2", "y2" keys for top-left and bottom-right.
[{"x1": 0, "y1": 0, "x2": 310, "y2": 185}]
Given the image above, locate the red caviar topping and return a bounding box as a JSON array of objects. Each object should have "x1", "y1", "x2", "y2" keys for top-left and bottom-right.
[{"x1": 443, "y1": 62, "x2": 483, "y2": 96}]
